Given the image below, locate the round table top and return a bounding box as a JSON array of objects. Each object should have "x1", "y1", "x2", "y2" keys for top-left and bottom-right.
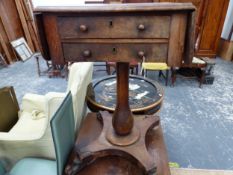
[{"x1": 86, "y1": 75, "x2": 164, "y2": 114}]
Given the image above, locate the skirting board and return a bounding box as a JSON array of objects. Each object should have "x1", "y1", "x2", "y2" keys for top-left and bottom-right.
[{"x1": 217, "y1": 38, "x2": 233, "y2": 61}]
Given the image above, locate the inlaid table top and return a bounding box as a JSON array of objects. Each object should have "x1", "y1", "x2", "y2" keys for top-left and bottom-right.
[{"x1": 86, "y1": 75, "x2": 164, "y2": 114}]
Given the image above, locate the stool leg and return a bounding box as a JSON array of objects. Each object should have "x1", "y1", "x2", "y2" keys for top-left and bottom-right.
[
  {"x1": 131, "y1": 67, "x2": 133, "y2": 74},
  {"x1": 199, "y1": 70, "x2": 205, "y2": 88},
  {"x1": 140, "y1": 67, "x2": 144, "y2": 76},
  {"x1": 35, "y1": 56, "x2": 41, "y2": 76},
  {"x1": 165, "y1": 69, "x2": 169, "y2": 86},
  {"x1": 106, "y1": 63, "x2": 111, "y2": 75},
  {"x1": 158, "y1": 70, "x2": 162, "y2": 78},
  {"x1": 171, "y1": 67, "x2": 176, "y2": 86},
  {"x1": 136, "y1": 66, "x2": 138, "y2": 75}
]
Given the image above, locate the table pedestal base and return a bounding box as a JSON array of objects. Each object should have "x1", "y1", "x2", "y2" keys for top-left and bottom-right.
[{"x1": 65, "y1": 111, "x2": 170, "y2": 175}]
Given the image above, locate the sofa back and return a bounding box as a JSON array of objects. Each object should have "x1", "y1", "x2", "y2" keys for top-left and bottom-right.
[{"x1": 68, "y1": 62, "x2": 93, "y2": 131}]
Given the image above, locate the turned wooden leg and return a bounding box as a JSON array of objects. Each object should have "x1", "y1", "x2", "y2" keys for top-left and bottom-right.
[
  {"x1": 35, "y1": 55, "x2": 41, "y2": 77},
  {"x1": 135, "y1": 65, "x2": 138, "y2": 75},
  {"x1": 106, "y1": 63, "x2": 111, "y2": 75},
  {"x1": 158, "y1": 70, "x2": 162, "y2": 78},
  {"x1": 171, "y1": 67, "x2": 176, "y2": 86},
  {"x1": 199, "y1": 70, "x2": 205, "y2": 88},
  {"x1": 112, "y1": 62, "x2": 133, "y2": 136},
  {"x1": 165, "y1": 69, "x2": 169, "y2": 86}
]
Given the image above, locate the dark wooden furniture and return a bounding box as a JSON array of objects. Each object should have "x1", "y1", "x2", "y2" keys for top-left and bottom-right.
[
  {"x1": 34, "y1": 3, "x2": 195, "y2": 175},
  {"x1": 34, "y1": 3, "x2": 195, "y2": 67},
  {"x1": 171, "y1": 63, "x2": 206, "y2": 87},
  {"x1": 105, "y1": 0, "x2": 230, "y2": 58},
  {"x1": 86, "y1": 75, "x2": 163, "y2": 114},
  {"x1": 161, "y1": 0, "x2": 229, "y2": 58},
  {"x1": 66, "y1": 113, "x2": 170, "y2": 175}
]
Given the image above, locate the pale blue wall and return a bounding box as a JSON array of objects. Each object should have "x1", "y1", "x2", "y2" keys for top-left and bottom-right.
[{"x1": 221, "y1": 0, "x2": 233, "y2": 40}]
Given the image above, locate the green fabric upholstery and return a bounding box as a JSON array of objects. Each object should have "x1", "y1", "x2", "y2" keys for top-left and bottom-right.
[
  {"x1": 0, "y1": 162, "x2": 5, "y2": 175},
  {"x1": 51, "y1": 92, "x2": 75, "y2": 175},
  {"x1": 0, "y1": 86, "x2": 19, "y2": 132},
  {"x1": 9, "y1": 158, "x2": 56, "y2": 175}
]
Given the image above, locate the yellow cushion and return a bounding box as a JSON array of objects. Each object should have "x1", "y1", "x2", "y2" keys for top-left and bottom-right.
[{"x1": 142, "y1": 62, "x2": 169, "y2": 70}]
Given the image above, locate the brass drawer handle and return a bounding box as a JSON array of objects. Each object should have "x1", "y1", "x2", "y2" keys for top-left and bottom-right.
[
  {"x1": 79, "y1": 24, "x2": 88, "y2": 32},
  {"x1": 138, "y1": 24, "x2": 145, "y2": 31},
  {"x1": 138, "y1": 51, "x2": 145, "y2": 58},
  {"x1": 83, "y1": 50, "x2": 91, "y2": 57}
]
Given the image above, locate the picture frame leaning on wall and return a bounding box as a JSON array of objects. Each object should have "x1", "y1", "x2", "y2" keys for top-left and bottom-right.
[{"x1": 11, "y1": 37, "x2": 33, "y2": 62}]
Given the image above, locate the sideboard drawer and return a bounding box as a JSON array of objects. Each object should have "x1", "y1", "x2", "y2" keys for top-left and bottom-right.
[
  {"x1": 63, "y1": 43, "x2": 168, "y2": 62},
  {"x1": 58, "y1": 15, "x2": 170, "y2": 39}
]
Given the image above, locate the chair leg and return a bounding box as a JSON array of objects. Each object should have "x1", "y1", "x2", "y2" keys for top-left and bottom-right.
[
  {"x1": 141, "y1": 68, "x2": 144, "y2": 76},
  {"x1": 171, "y1": 67, "x2": 176, "y2": 87},
  {"x1": 106, "y1": 63, "x2": 111, "y2": 75},
  {"x1": 165, "y1": 69, "x2": 169, "y2": 86},
  {"x1": 35, "y1": 55, "x2": 41, "y2": 77},
  {"x1": 199, "y1": 70, "x2": 205, "y2": 88},
  {"x1": 135, "y1": 66, "x2": 138, "y2": 75},
  {"x1": 158, "y1": 70, "x2": 162, "y2": 78},
  {"x1": 130, "y1": 67, "x2": 134, "y2": 74}
]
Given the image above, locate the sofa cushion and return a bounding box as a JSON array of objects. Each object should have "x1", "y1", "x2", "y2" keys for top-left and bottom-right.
[
  {"x1": 142, "y1": 62, "x2": 169, "y2": 70},
  {"x1": 8, "y1": 111, "x2": 48, "y2": 140},
  {"x1": 10, "y1": 158, "x2": 56, "y2": 175}
]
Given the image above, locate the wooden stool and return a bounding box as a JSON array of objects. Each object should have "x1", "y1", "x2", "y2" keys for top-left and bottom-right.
[
  {"x1": 141, "y1": 62, "x2": 170, "y2": 86},
  {"x1": 171, "y1": 57, "x2": 207, "y2": 88}
]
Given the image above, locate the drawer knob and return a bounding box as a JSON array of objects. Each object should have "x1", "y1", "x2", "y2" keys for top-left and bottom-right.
[
  {"x1": 79, "y1": 25, "x2": 88, "y2": 32},
  {"x1": 138, "y1": 51, "x2": 145, "y2": 58},
  {"x1": 83, "y1": 50, "x2": 91, "y2": 57},
  {"x1": 138, "y1": 24, "x2": 145, "y2": 31}
]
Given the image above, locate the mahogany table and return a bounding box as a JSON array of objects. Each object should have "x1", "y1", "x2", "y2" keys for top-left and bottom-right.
[
  {"x1": 66, "y1": 113, "x2": 171, "y2": 175},
  {"x1": 34, "y1": 3, "x2": 195, "y2": 175}
]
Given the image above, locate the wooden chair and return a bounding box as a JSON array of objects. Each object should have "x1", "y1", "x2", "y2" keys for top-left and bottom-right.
[
  {"x1": 171, "y1": 57, "x2": 207, "y2": 88},
  {"x1": 0, "y1": 92, "x2": 75, "y2": 175},
  {"x1": 33, "y1": 52, "x2": 53, "y2": 77}
]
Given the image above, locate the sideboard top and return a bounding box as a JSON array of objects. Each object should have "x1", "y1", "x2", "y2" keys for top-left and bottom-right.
[{"x1": 34, "y1": 3, "x2": 195, "y2": 13}]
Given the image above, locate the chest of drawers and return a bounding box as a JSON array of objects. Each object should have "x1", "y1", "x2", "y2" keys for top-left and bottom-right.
[{"x1": 34, "y1": 3, "x2": 195, "y2": 67}]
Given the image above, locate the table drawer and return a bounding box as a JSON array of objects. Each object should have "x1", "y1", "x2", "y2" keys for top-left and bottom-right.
[
  {"x1": 63, "y1": 43, "x2": 168, "y2": 62},
  {"x1": 58, "y1": 15, "x2": 170, "y2": 39}
]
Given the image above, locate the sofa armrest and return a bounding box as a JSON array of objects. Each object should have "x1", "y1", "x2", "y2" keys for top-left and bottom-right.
[
  {"x1": 45, "y1": 92, "x2": 66, "y2": 118},
  {"x1": 21, "y1": 93, "x2": 48, "y2": 114},
  {"x1": 0, "y1": 109, "x2": 48, "y2": 141}
]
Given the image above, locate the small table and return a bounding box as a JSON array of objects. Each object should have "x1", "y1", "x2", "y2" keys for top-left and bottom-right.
[{"x1": 86, "y1": 75, "x2": 164, "y2": 115}]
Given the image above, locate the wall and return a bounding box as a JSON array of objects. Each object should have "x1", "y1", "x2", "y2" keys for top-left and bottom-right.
[
  {"x1": 0, "y1": 0, "x2": 40, "y2": 64},
  {"x1": 221, "y1": 0, "x2": 233, "y2": 40}
]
